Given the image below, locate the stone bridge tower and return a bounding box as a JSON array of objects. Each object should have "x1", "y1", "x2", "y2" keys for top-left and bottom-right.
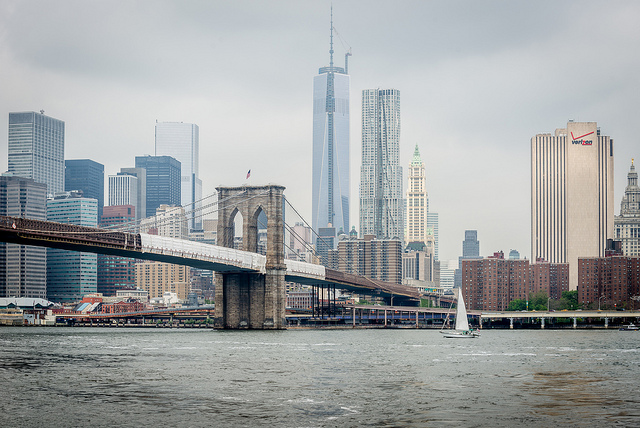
[{"x1": 214, "y1": 185, "x2": 286, "y2": 329}]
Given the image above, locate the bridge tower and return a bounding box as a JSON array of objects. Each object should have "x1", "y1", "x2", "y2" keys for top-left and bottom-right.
[{"x1": 215, "y1": 185, "x2": 286, "y2": 329}]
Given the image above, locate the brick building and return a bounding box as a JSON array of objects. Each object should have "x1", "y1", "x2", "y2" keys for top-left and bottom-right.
[
  {"x1": 578, "y1": 256, "x2": 640, "y2": 309},
  {"x1": 328, "y1": 235, "x2": 402, "y2": 284},
  {"x1": 462, "y1": 252, "x2": 569, "y2": 311}
]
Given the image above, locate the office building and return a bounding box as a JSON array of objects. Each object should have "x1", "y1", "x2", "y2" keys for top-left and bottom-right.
[
  {"x1": 135, "y1": 155, "x2": 181, "y2": 218},
  {"x1": 119, "y1": 167, "x2": 146, "y2": 221},
  {"x1": 578, "y1": 256, "x2": 640, "y2": 309},
  {"x1": 46, "y1": 192, "x2": 98, "y2": 303},
  {"x1": 531, "y1": 121, "x2": 614, "y2": 289},
  {"x1": 155, "y1": 122, "x2": 202, "y2": 230},
  {"x1": 108, "y1": 173, "x2": 138, "y2": 220},
  {"x1": 140, "y1": 205, "x2": 188, "y2": 239},
  {"x1": 312, "y1": 17, "x2": 351, "y2": 244},
  {"x1": 0, "y1": 175, "x2": 47, "y2": 298},
  {"x1": 614, "y1": 160, "x2": 640, "y2": 256},
  {"x1": 136, "y1": 261, "x2": 190, "y2": 300},
  {"x1": 455, "y1": 230, "x2": 481, "y2": 288},
  {"x1": 406, "y1": 145, "x2": 431, "y2": 245},
  {"x1": 360, "y1": 89, "x2": 404, "y2": 241},
  {"x1": 427, "y1": 213, "x2": 439, "y2": 260},
  {"x1": 97, "y1": 205, "x2": 136, "y2": 296},
  {"x1": 8, "y1": 111, "x2": 65, "y2": 194},
  {"x1": 65, "y1": 159, "x2": 104, "y2": 220}
]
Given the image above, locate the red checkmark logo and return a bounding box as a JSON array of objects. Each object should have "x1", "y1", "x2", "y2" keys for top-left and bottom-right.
[{"x1": 571, "y1": 131, "x2": 595, "y2": 140}]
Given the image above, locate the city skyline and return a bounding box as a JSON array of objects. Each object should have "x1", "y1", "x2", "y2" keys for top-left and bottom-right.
[{"x1": 1, "y1": 1, "x2": 639, "y2": 262}]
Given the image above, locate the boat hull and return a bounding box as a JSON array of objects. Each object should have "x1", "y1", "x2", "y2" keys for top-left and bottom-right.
[{"x1": 440, "y1": 330, "x2": 480, "y2": 339}]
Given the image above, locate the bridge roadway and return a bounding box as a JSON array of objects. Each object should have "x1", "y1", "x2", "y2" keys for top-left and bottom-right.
[
  {"x1": 481, "y1": 310, "x2": 640, "y2": 320},
  {"x1": 0, "y1": 216, "x2": 420, "y2": 301}
]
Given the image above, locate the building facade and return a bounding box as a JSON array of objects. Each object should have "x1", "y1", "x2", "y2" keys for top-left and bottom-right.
[
  {"x1": 65, "y1": 159, "x2": 104, "y2": 220},
  {"x1": 119, "y1": 167, "x2": 146, "y2": 221},
  {"x1": 578, "y1": 256, "x2": 640, "y2": 309},
  {"x1": 135, "y1": 155, "x2": 181, "y2": 218},
  {"x1": 531, "y1": 121, "x2": 614, "y2": 289},
  {"x1": 406, "y1": 145, "x2": 430, "y2": 245},
  {"x1": 97, "y1": 205, "x2": 136, "y2": 296},
  {"x1": 155, "y1": 122, "x2": 202, "y2": 230},
  {"x1": 46, "y1": 192, "x2": 98, "y2": 303},
  {"x1": 108, "y1": 173, "x2": 138, "y2": 219},
  {"x1": 462, "y1": 252, "x2": 569, "y2": 311},
  {"x1": 136, "y1": 261, "x2": 190, "y2": 300},
  {"x1": 455, "y1": 230, "x2": 481, "y2": 288},
  {"x1": 0, "y1": 175, "x2": 47, "y2": 299},
  {"x1": 329, "y1": 235, "x2": 402, "y2": 284},
  {"x1": 312, "y1": 22, "x2": 350, "y2": 245},
  {"x1": 360, "y1": 89, "x2": 404, "y2": 241},
  {"x1": 8, "y1": 111, "x2": 65, "y2": 194},
  {"x1": 614, "y1": 160, "x2": 639, "y2": 256}
]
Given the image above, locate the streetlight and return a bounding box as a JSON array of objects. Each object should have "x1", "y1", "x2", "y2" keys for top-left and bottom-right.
[
  {"x1": 547, "y1": 296, "x2": 551, "y2": 312},
  {"x1": 598, "y1": 295, "x2": 605, "y2": 310}
]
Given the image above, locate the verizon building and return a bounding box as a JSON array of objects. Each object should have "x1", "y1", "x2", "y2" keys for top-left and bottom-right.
[{"x1": 531, "y1": 121, "x2": 614, "y2": 289}]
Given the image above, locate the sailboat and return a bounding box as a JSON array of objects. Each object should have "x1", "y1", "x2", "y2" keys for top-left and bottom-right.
[{"x1": 440, "y1": 287, "x2": 480, "y2": 338}]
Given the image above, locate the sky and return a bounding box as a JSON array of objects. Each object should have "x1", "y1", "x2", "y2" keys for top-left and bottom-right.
[{"x1": 1, "y1": 0, "x2": 638, "y2": 263}]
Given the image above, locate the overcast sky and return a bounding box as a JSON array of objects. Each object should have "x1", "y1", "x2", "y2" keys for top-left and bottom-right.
[{"x1": 1, "y1": 0, "x2": 638, "y2": 262}]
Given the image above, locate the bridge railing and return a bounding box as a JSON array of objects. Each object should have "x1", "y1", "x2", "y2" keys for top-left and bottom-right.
[
  {"x1": 140, "y1": 234, "x2": 266, "y2": 272},
  {"x1": 285, "y1": 259, "x2": 325, "y2": 280}
]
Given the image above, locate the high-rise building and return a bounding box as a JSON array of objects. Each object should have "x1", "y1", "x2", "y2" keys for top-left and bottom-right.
[
  {"x1": 614, "y1": 160, "x2": 640, "y2": 256},
  {"x1": 0, "y1": 175, "x2": 47, "y2": 299},
  {"x1": 455, "y1": 230, "x2": 481, "y2": 288},
  {"x1": 140, "y1": 204, "x2": 188, "y2": 239},
  {"x1": 8, "y1": 111, "x2": 65, "y2": 194},
  {"x1": 108, "y1": 173, "x2": 138, "y2": 219},
  {"x1": 155, "y1": 122, "x2": 202, "y2": 230},
  {"x1": 312, "y1": 15, "x2": 351, "y2": 247},
  {"x1": 578, "y1": 256, "x2": 640, "y2": 309},
  {"x1": 97, "y1": 205, "x2": 136, "y2": 296},
  {"x1": 531, "y1": 121, "x2": 614, "y2": 289},
  {"x1": 329, "y1": 234, "x2": 403, "y2": 285},
  {"x1": 65, "y1": 159, "x2": 104, "y2": 220},
  {"x1": 462, "y1": 252, "x2": 569, "y2": 311},
  {"x1": 46, "y1": 192, "x2": 98, "y2": 303},
  {"x1": 135, "y1": 155, "x2": 181, "y2": 218},
  {"x1": 360, "y1": 89, "x2": 403, "y2": 241},
  {"x1": 406, "y1": 145, "x2": 430, "y2": 245},
  {"x1": 119, "y1": 167, "x2": 146, "y2": 221},
  {"x1": 427, "y1": 213, "x2": 439, "y2": 260}
]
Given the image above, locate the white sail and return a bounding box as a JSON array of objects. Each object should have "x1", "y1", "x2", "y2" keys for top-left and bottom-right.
[{"x1": 455, "y1": 288, "x2": 470, "y2": 331}]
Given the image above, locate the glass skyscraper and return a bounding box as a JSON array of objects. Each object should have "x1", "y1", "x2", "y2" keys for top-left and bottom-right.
[
  {"x1": 135, "y1": 155, "x2": 181, "y2": 218},
  {"x1": 0, "y1": 175, "x2": 47, "y2": 299},
  {"x1": 359, "y1": 89, "x2": 404, "y2": 241},
  {"x1": 312, "y1": 19, "x2": 350, "y2": 244},
  {"x1": 155, "y1": 122, "x2": 202, "y2": 230},
  {"x1": 65, "y1": 159, "x2": 104, "y2": 220},
  {"x1": 8, "y1": 111, "x2": 65, "y2": 195},
  {"x1": 46, "y1": 192, "x2": 98, "y2": 303}
]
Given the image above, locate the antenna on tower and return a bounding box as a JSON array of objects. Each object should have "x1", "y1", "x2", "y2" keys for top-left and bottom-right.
[{"x1": 329, "y1": 5, "x2": 334, "y2": 70}]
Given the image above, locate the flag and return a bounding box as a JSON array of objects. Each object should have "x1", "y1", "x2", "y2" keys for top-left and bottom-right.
[{"x1": 246, "y1": 169, "x2": 251, "y2": 179}]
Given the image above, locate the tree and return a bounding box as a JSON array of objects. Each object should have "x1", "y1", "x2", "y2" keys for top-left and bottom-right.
[
  {"x1": 558, "y1": 290, "x2": 580, "y2": 310},
  {"x1": 507, "y1": 299, "x2": 527, "y2": 311},
  {"x1": 529, "y1": 291, "x2": 549, "y2": 311}
]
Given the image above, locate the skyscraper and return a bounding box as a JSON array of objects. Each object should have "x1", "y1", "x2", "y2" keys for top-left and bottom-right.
[
  {"x1": 614, "y1": 160, "x2": 640, "y2": 256},
  {"x1": 462, "y1": 230, "x2": 480, "y2": 258},
  {"x1": 155, "y1": 122, "x2": 202, "y2": 230},
  {"x1": 531, "y1": 121, "x2": 614, "y2": 289},
  {"x1": 8, "y1": 111, "x2": 65, "y2": 194},
  {"x1": 108, "y1": 173, "x2": 138, "y2": 218},
  {"x1": 135, "y1": 155, "x2": 181, "y2": 218},
  {"x1": 0, "y1": 175, "x2": 47, "y2": 299},
  {"x1": 359, "y1": 89, "x2": 403, "y2": 240},
  {"x1": 98, "y1": 205, "x2": 136, "y2": 296},
  {"x1": 312, "y1": 13, "x2": 350, "y2": 244},
  {"x1": 46, "y1": 192, "x2": 98, "y2": 303},
  {"x1": 65, "y1": 159, "x2": 104, "y2": 220},
  {"x1": 406, "y1": 145, "x2": 429, "y2": 245},
  {"x1": 118, "y1": 167, "x2": 146, "y2": 221}
]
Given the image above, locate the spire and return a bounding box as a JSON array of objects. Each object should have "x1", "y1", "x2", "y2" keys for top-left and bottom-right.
[
  {"x1": 411, "y1": 144, "x2": 422, "y2": 166},
  {"x1": 329, "y1": 5, "x2": 334, "y2": 70}
]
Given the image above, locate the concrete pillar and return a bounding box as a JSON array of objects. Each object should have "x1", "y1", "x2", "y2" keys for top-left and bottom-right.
[
  {"x1": 573, "y1": 317, "x2": 577, "y2": 329},
  {"x1": 384, "y1": 309, "x2": 387, "y2": 327},
  {"x1": 604, "y1": 317, "x2": 609, "y2": 328},
  {"x1": 510, "y1": 317, "x2": 514, "y2": 329},
  {"x1": 352, "y1": 307, "x2": 356, "y2": 327},
  {"x1": 415, "y1": 311, "x2": 419, "y2": 328},
  {"x1": 541, "y1": 318, "x2": 545, "y2": 329}
]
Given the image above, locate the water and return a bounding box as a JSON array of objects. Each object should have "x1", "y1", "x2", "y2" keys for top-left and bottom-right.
[{"x1": 1, "y1": 327, "x2": 639, "y2": 427}]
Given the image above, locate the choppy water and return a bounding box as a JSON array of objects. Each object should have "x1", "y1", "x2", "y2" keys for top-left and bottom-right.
[{"x1": 1, "y1": 327, "x2": 639, "y2": 427}]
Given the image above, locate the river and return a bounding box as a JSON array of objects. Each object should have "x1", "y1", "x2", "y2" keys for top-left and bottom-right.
[{"x1": 1, "y1": 327, "x2": 639, "y2": 427}]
